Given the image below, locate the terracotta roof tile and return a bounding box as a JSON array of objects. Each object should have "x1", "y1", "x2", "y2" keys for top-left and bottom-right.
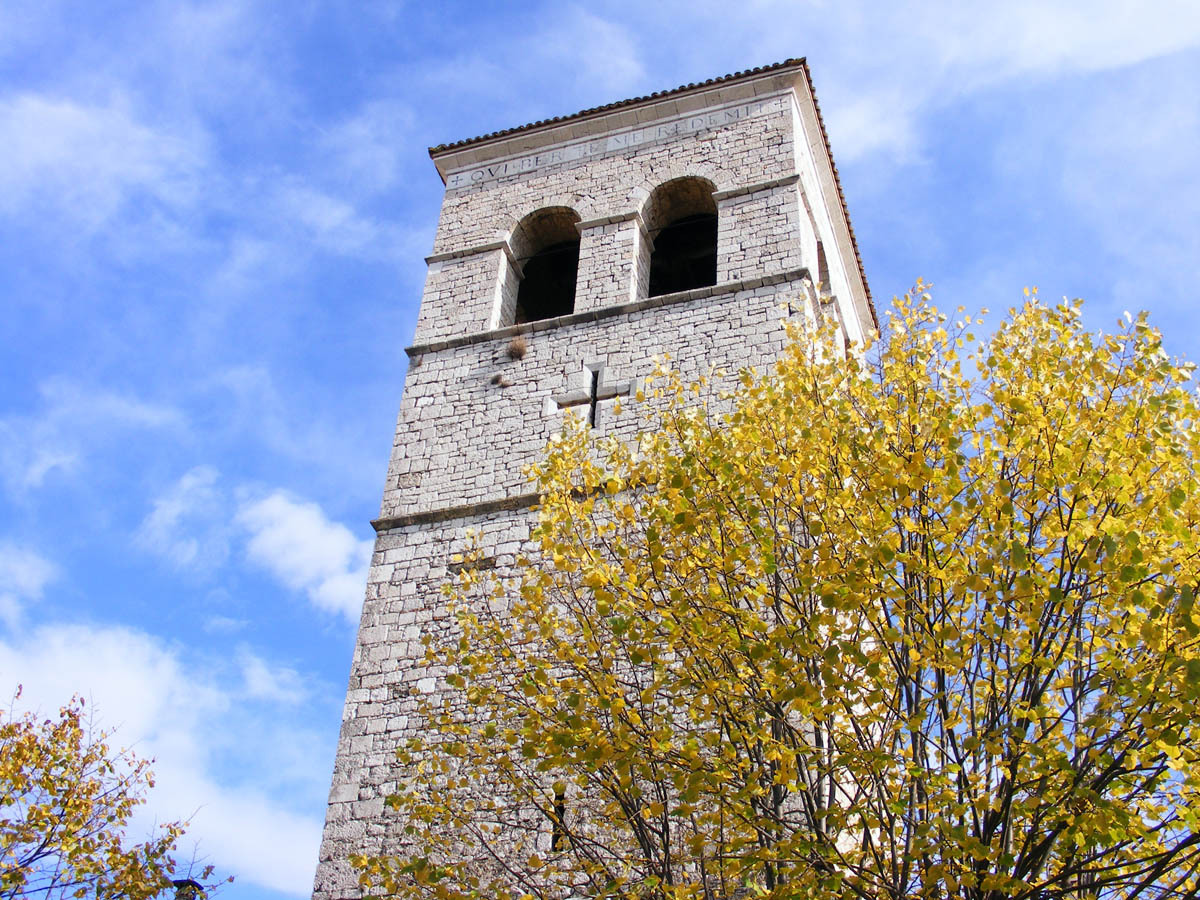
[{"x1": 428, "y1": 59, "x2": 806, "y2": 155}]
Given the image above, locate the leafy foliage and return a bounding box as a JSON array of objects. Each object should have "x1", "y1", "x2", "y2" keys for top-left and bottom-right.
[
  {"x1": 354, "y1": 288, "x2": 1200, "y2": 899},
  {"x1": 0, "y1": 691, "x2": 208, "y2": 900}
]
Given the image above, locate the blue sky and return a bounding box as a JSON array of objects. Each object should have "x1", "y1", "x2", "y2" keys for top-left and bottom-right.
[{"x1": 1, "y1": 2, "x2": 1198, "y2": 898}]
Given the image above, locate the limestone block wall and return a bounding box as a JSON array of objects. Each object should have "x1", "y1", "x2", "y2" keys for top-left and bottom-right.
[
  {"x1": 787, "y1": 98, "x2": 870, "y2": 345},
  {"x1": 315, "y1": 275, "x2": 818, "y2": 900},
  {"x1": 633, "y1": 216, "x2": 653, "y2": 301},
  {"x1": 429, "y1": 101, "x2": 796, "y2": 259},
  {"x1": 408, "y1": 97, "x2": 804, "y2": 340},
  {"x1": 715, "y1": 179, "x2": 809, "y2": 283},
  {"x1": 315, "y1": 70, "x2": 873, "y2": 900},
  {"x1": 314, "y1": 505, "x2": 539, "y2": 900},
  {"x1": 380, "y1": 273, "x2": 816, "y2": 522},
  {"x1": 414, "y1": 248, "x2": 507, "y2": 344}
]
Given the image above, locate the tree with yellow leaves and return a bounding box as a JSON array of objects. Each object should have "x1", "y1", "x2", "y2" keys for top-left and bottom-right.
[
  {"x1": 0, "y1": 692, "x2": 214, "y2": 900},
  {"x1": 354, "y1": 288, "x2": 1200, "y2": 900}
]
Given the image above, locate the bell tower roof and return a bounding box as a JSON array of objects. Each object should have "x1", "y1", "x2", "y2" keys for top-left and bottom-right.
[{"x1": 428, "y1": 58, "x2": 872, "y2": 328}]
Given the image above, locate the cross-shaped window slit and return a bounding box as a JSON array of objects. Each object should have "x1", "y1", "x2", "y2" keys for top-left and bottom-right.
[
  {"x1": 551, "y1": 364, "x2": 632, "y2": 430},
  {"x1": 550, "y1": 787, "x2": 567, "y2": 852}
]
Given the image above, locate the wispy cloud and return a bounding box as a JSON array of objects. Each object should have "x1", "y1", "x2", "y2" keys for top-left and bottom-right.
[
  {"x1": 0, "y1": 543, "x2": 57, "y2": 630},
  {"x1": 236, "y1": 491, "x2": 371, "y2": 623},
  {"x1": 910, "y1": 0, "x2": 1200, "y2": 80},
  {"x1": 0, "y1": 379, "x2": 183, "y2": 493},
  {"x1": 710, "y1": 0, "x2": 1200, "y2": 163},
  {"x1": 0, "y1": 93, "x2": 203, "y2": 230},
  {"x1": 318, "y1": 99, "x2": 415, "y2": 196},
  {"x1": 1034, "y1": 55, "x2": 1199, "y2": 319},
  {"x1": 238, "y1": 646, "x2": 307, "y2": 705},
  {"x1": 274, "y1": 183, "x2": 395, "y2": 258},
  {"x1": 136, "y1": 466, "x2": 229, "y2": 571},
  {"x1": 204, "y1": 235, "x2": 299, "y2": 299},
  {"x1": 191, "y1": 364, "x2": 396, "y2": 506},
  {"x1": 136, "y1": 469, "x2": 380, "y2": 621},
  {"x1": 203, "y1": 614, "x2": 248, "y2": 634},
  {"x1": 527, "y1": 8, "x2": 645, "y2": 100},
  {"x1": 412, "y1": 6, "x2": 646, "y2": 127}
]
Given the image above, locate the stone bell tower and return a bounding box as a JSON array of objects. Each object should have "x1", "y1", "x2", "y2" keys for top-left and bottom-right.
[{"x1": 313, "y1": 58, "x2": 874, "y2": 899}]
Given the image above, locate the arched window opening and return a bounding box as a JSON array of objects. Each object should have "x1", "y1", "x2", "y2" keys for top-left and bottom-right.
[
  {"x1": 511, "y1": 207, "x2": 580, "y2": 324},
  {"x1": 516, "y1": 241, "x2": 578, "y2": 323},
  {"x1": 649, "y1": 213, "x2": 717, "y2": 296},
  {"x1": 645, "y1": 177, "x2": 717, "y2": 297}
]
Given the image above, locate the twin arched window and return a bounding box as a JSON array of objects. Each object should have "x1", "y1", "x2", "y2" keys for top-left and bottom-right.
[{"x1": 505, "y1": 177, "x2": 719, "y2": 325}]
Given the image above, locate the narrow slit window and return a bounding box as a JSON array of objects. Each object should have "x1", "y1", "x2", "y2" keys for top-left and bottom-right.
[{"x1": 550, "y1": 787, "x2": 567, "y2": 851}]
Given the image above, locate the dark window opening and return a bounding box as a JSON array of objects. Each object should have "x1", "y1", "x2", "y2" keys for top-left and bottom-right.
[
  {"x1": 648, "y1": 213, "x2": 717, "y2": 297},
  {"x1": 550, "y1": 787, "x2": 567, "y2": 852},
  {"x1": 515, "y1": 241, "x2": 578, "y2": 323}
]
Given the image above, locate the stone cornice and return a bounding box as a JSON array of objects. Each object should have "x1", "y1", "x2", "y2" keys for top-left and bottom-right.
[
  {"x1": 406, "y1": 267, "x2": 812, "y2": 358},
  {"x1": 372, "y1": 492, "x2": 540, "y2": 533},
  {"x1": 425, "y1": 240, "x2": 523, "y2": 278},
  {"x1": 712, "y1": 173, "x2": 800, "y2": 202},
  {"x1": 575, "y1": 210, "x2": 646, "y2": 233}
]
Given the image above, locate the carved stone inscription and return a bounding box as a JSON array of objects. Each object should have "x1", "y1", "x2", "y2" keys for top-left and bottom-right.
[{"x1": 446, "y1": 95, "x2": 787, "y2": 189}]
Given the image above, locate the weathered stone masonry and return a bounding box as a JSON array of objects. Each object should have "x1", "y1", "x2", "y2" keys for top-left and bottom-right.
[{"x1": 313, "y1": 59, "x2": 874, "y2": 900}]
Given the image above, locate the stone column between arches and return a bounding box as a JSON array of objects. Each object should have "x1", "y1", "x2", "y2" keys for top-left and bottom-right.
[{"x1": 572, "y1": 211, "x2": 645, "y2": 314}]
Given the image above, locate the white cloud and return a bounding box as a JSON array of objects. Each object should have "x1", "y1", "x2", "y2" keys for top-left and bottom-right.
[
  {"x1": 276, "y1": 183, "x2": 385, "y2": 256},
  {"x1": 723, "y1": 0, "x2": 1200, "y2": 163},
  {"x1": 0, "y1": 93, "x2": 203, "y2": 229},
  {"x1": 193, "y1": 365, "x2": 399, "y2": 514},
  {"x1": 318, "y1": 99, "x2": 415, "y2": 195},
  {"x1": 0, "y1": 379, "x2": 183, "y2": 493},
  {"x1": 412, "y1": 6, "x2": 645, "y2": 125},
  {"x1": 204, "y1": 365, "x2": 294, "y2": 457},
  {"x1": 0, "y1": 623, "x2": 327, "y2": 896},
  {"x1": 40, "y1": 378, "x2": 181, "y2": 428},
  {"x1": 823, "y1": 90, "x2": 921, "y2": 167},
  {"x1": 136, "y1": 466, "x2": 229, "y2": 571},
  {"x1": 1035, "y1": 56, "x2": 1200, "y2": 319},
  {"x1": 529, "y1": 8, "x2": 645, "y2": 99},
  {"x1": 238, "y1": 647, "x2": 307, "y2": 705},
  {"x1": 203, "y1": 614, "x2": 247, "y2": 634},
  {"x1": 0, "y1": 544, "x2": 57, "y2": 630},
  {"x1": 134, "y1": 0, "x2": 297, "y2": 128},
  {"x1": 205, "y1": 235, "x2": 297, "y2": 299},
  {"x1": 236, "y1": 491, "x2": 371, "y2": 623},
  {"x1": 268, "y1": 180, "x2": 423, "y2": 262},
  {"x1": 917, "y1": 0, "x2": 1200, "y2": 80},
  {"x1": 21, "y1": 447, "x2": 79, "y2": 488}
]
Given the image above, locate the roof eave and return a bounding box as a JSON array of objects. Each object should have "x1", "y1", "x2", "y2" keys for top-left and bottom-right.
[{"x1": 428, "y1": 59, "x2": 809, "y2": 179}]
